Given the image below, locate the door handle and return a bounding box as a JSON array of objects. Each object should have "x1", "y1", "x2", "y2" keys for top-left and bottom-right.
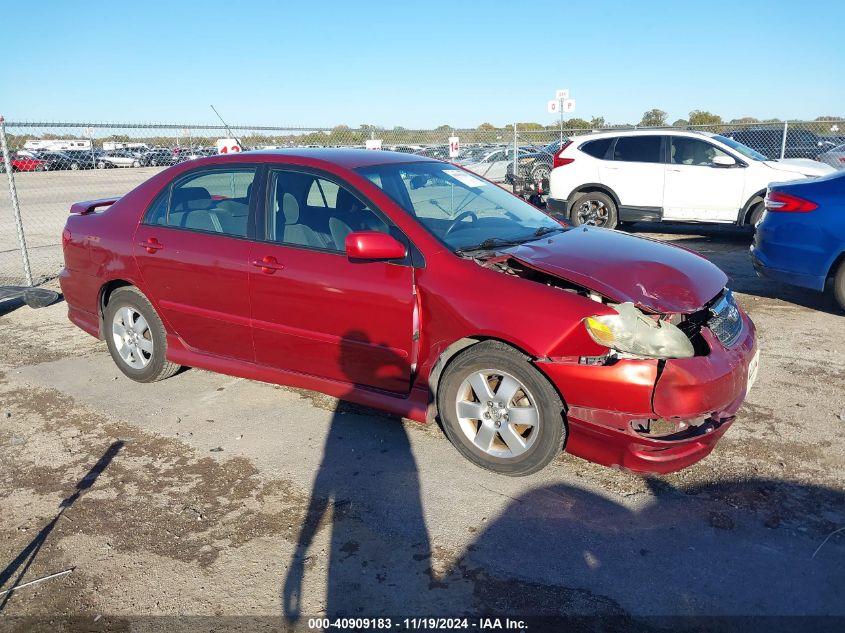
[
  {"x1": 138, "y1": 238, "x2": 164, "y2": 253},
  {"x1": 667, "y1": 168, "x2": 682, "y2": 172},
  {"x1": 252, "y1": 255, "x2": 285, "y2": 274}
]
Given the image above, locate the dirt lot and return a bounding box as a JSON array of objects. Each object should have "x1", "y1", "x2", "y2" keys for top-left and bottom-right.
[{"x1": 0, "y1": 223, "x2": 844, "y2": 632}]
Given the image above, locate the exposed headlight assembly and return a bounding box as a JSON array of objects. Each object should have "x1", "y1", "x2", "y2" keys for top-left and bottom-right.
[{"x1": 584, "y1": 302, "x2": 694, "y2": 359}]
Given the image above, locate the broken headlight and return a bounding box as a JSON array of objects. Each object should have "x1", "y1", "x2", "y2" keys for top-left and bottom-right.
[{"x1": 583, "y1": 302, "x2": 694, "y2": 359}]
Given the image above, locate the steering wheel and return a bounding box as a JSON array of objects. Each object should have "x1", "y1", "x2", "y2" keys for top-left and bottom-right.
[{"x1": 443, "y1": 211, "x2": 478, "y2": 237}]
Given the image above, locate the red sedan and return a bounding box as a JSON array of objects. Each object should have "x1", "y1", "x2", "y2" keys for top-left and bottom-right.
[
  {"x1": 0, "y1": 152, "x2": 48, "y2": 172},
  {"x1": 60, "y1": 150, "x2": 758, "y2": 475}
]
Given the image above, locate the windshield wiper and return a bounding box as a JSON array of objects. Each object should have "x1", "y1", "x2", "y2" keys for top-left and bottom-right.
[
  {"x1": 455, "y1": 237, "x2": 523, "y2": 255},
  {"x1": 531, "y1": 225, "x2": 565, "y2": 238}
]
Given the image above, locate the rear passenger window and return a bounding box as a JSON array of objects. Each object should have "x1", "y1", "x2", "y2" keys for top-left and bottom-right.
[
  {"x1": 146, "y1": 168, "x2": 256, "y2": 237},
  {"x1": 580, "y1": 138, "x2": 612, "y2": 159},
  {"x1": 612, "y1": 136, "x2": 662, "y2": 163}
]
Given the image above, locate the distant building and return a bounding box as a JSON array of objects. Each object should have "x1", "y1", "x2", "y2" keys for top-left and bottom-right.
[{"x1": 23, "y1": 139, "x2": 92, "y2": 151}]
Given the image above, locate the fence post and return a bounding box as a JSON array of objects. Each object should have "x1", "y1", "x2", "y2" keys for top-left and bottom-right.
[
  {"x1": 512, "y1": 123, "x2": 518, "y2": 187},
  {"x1": 0, "y1": 115, "x2": 34, "y2": 287},
  {"x1": 781, "y1": 120, "x2": 789, "y2": 160}
]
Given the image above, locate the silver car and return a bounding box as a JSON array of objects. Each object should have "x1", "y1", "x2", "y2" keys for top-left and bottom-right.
[
  {"x1": 817, "y1": 144, "x2": 845, "y2": 170},
  {"x1": 96, "y1": 149, "x2": 141, "y2": 169}
]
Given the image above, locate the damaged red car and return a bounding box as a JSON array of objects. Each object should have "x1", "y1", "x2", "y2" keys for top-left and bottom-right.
[{"x1": 60, "y1": 150, "x2": 759, "y2": 476}]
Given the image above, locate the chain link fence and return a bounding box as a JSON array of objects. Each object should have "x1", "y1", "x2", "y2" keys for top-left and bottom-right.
[{"x1": 1, "y1": 118, "x2": 843, "y2": 286}]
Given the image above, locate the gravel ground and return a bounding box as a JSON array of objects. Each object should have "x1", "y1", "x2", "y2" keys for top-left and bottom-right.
[{"x1": 0, "y1": 222, "x2": 843, "y2": 632}]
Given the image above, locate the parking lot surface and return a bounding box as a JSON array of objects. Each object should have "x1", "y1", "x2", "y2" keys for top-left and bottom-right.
[{"x1": 1, "y1": 218, "x2": 844, "y2": 628}]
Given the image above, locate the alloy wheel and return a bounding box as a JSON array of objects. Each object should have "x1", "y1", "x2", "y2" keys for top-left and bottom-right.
[
  {"x1": 111, "y1": 306, "x2": 154, "y2": 369},
  {"x1": 454, "y1": 369, "x2": 540, "y2": 458},
  {"x1": 576, "y1": 199, "x2": 610, "y2": 226}
]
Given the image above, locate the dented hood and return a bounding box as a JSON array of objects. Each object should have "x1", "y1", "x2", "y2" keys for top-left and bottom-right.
[{"x1": 506, "y1": 227, "x2": 727, "y2": 314}]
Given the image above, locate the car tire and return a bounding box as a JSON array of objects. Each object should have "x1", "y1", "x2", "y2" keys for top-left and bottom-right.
[
  {"x1": 132, "y1": 160, "x2": 140, "y2": 168},
  {"x1": 70, "y1": 162, "x2": 80, "y2": 170},
  {"x1": 437, "y1": 340, "x2": 565, "y2": 476},
  {"x1": 103, "y1": 286, "x2": 181, "y2": 383},
  {"x1": 834, "y1": 259, "x2": 845, "y2": 313},
  {"x1": 748, "y1": 201, "x2": 765, "y2": 229},
  {"x1": 97, "y1": 161, "x2": 106, "y2": 169},
  {"x1": 569, "y1": 192, "x2": 618, "y2": 229},
  {"x1": 531, "y1": 163, "x2": 550, "y2": 182},
  {"x1": 150, "y1": 159, "x2": 158, "y2": 167},
  {"x1": 35, "y1": 165, "x2": 45, "y2": 172}
]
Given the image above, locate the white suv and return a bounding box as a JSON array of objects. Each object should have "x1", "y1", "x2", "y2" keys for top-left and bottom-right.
[{"x1": 547, "y1": 129, "x2": 834, "y2": 229}]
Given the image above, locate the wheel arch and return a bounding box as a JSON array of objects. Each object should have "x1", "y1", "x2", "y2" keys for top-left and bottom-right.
[
  {"x1": 827, "y1": 250, "x2": 845, "y2": 281},
  {"x1": 98, "y1": 279, "x2": 140, "y2": 337},
  {"x1": 427, "y1": 335, "x2": 569, "y2": 413},
  {"x1": 567, "y1": 183, "x2": 621, "y2": 209},
  {"x1": 738, "y1": 189, "x2": 767, "y2": 226}
]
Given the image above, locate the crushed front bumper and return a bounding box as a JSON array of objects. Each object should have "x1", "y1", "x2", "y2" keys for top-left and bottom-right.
[{"x1": 537, "y1": 313, "x2": 758, "y2": 473}]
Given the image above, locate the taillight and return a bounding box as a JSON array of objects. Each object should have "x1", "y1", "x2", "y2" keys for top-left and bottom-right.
[
  {"x1": 552, "y1": 141, "x2": 573, "y2": 169},
  {"x1": 62, "y1": 228, "x2": 72, "y2": 246},
  {"x1": 765, "y1": 190, "x2": 818, "y2": 213}
]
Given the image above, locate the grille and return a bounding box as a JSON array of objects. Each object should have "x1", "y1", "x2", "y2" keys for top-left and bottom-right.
[{"x1": 707, "y1": 289, "x2": 744, "y2": 348}]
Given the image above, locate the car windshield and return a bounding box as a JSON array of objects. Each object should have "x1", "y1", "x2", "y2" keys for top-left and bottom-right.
[
  {"x1": 712, "y1": 135, "x2": 768, "y2": 161},
  {"x1": 356, "y1": 161, "x2": 562, "y2": 252}
]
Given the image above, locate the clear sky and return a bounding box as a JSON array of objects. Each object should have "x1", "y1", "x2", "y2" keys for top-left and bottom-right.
[{"x1": 1, "y1": 0, "x2": 843, "y2": 129}]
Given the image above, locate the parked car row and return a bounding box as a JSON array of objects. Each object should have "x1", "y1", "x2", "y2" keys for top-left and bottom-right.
[
  {"x1": 0, "y1": 145, "x2": 229, "y2": 172},
  {"x1": 721, "y1": 128, "x2": 841, "y2": 161}
]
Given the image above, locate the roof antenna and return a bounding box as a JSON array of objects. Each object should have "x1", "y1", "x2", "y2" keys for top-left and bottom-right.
[{"x1": 210, "y1": 105, "x2": 242, "y2": 148}]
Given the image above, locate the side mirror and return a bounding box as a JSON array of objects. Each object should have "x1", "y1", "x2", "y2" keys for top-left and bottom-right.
[
  {"x1": 345, "y1": 231, "x2": 407, "y2": 261},
  {"x1": 712, "y1": 155, "x2": 736, "y2": 167}
]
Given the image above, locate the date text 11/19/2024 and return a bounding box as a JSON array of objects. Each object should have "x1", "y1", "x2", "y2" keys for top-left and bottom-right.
[{"x1": 307, "y1": 617, "x2": 528, "y2": 630}]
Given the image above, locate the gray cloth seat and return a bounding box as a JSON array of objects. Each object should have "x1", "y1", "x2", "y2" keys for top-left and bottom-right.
[
  {"x1": 328, "y1": 188, "x2": 388, "y2": 249},
  {"x1": 279, "y1": 192, "x2": 331, "y2": 249}
]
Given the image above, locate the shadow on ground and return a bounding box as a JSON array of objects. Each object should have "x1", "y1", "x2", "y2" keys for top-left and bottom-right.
[{"x1": 278, "y1": 337, "x2": 845, "y2": 626}]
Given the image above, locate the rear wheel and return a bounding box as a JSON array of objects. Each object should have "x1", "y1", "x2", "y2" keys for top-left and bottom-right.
[
  {"x1": 569, "y1": 192, "x2": 618, "y2": 229},
  {"x1": 132, "y1": 160, "x2": 141, "y2": 168},
  {"x1": 70, "y1": 162, "x2": 80, "y2": 170},
  {"x1": 834, "y1": 260, "x2": 845, "y2": 313},
  {"x1": 531, "y1": 163, "x2": 551, "y2": 182},
  {"x1": 97, "y1": 161, "x2": 106, "y2": 169},
  {"x1": 437, "y1": 341, "x2": 565, "y2": 476},
  {"x1": 104, "y1": 287, "x2": 181, "y2": 383}
]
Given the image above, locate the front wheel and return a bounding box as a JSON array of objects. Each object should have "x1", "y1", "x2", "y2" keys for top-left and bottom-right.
[
  {"x1": 132, "y1": 160, "x2": 140, "y2": 168},
  {"x1": 104, "y1": 287, "x2": 181, "y2": 383},
  {"x1": 437, "y1": 341, "x2": 565, "y2": 476},
  {"x1": 70, "y1": 162, "x2": 80, "y2": 170},
  {"x1": 569, "y1": 192, "x2": 618, "y2": 229},
  {"x1": 97, "y1": 161, "x2": 106, "y2": 169},
  {"x1": 834, "y1": 260, "x2": 845, "y2": 313}
]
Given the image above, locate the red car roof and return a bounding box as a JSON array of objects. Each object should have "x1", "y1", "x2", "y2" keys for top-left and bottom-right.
[{"x1": 201, "y1": 148, "x2": 440, "y2": 169}]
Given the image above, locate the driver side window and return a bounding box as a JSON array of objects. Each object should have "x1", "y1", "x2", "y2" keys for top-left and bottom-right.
[{"x1": 267, "y1": 171, "x2": 389, "y2": 253}]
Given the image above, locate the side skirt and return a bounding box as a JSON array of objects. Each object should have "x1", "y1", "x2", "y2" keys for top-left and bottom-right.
[{"x1": 164, "y1": 335, "x2": 431, "y2": 424}]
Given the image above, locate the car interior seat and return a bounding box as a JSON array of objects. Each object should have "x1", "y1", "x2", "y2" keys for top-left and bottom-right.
[
  {"x1": 329, "y1": 187, "x2": 389, "y2": 249},
  {"x1": 277, "y1": 188, "x2": 331, "y2": 249}
]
